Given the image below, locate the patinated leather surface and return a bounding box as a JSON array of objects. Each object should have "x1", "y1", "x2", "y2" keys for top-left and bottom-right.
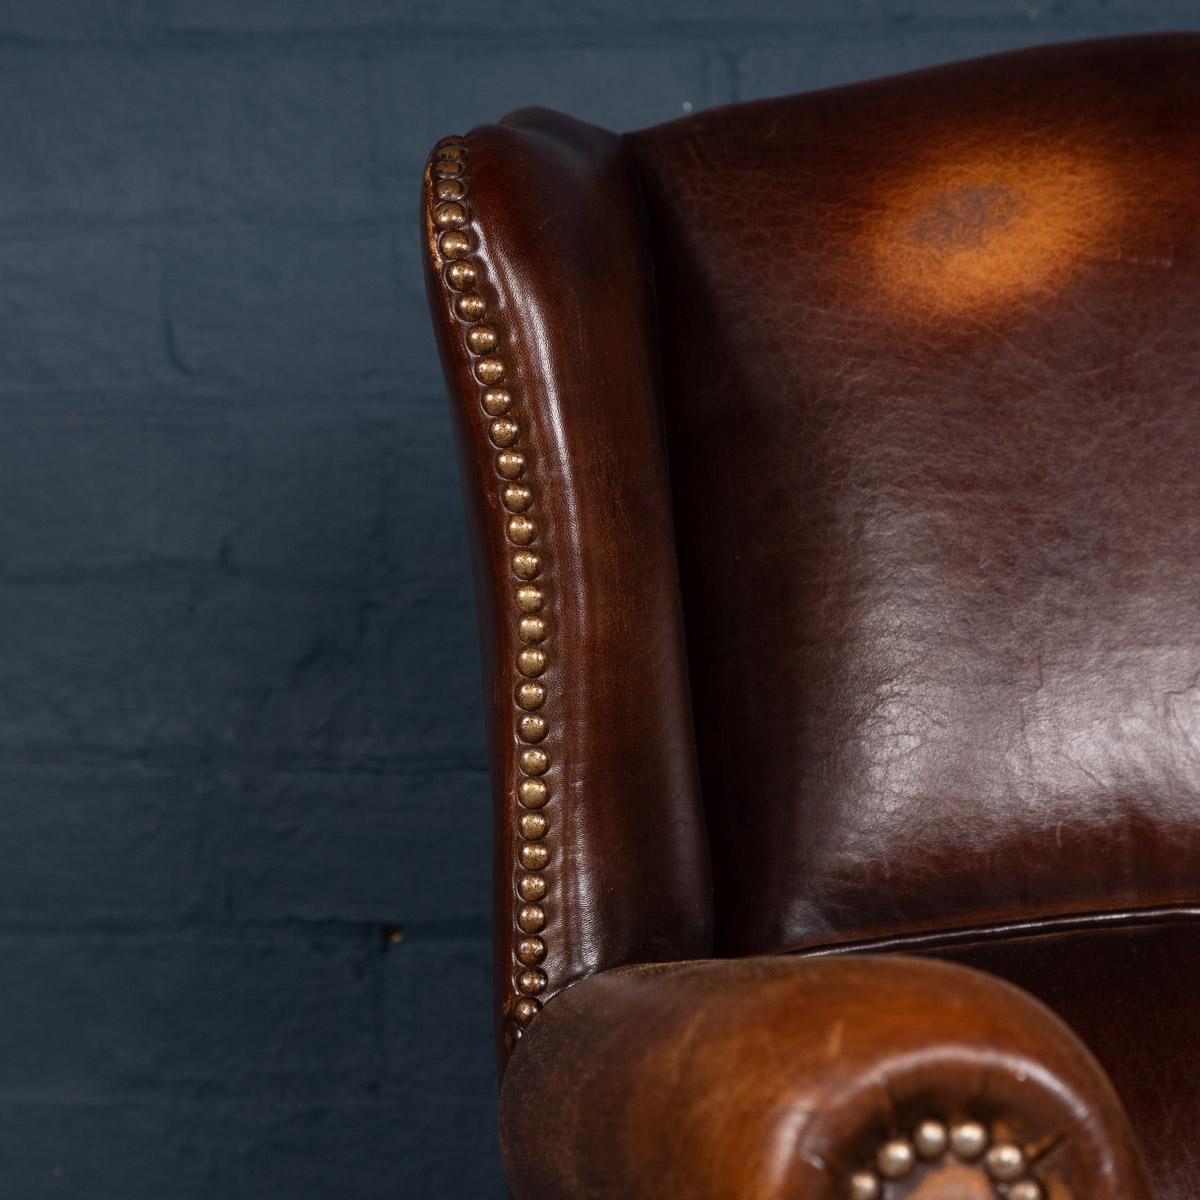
[
  {"x1": 625, "y1": 34, "x2": 1200, "y2": 956},
  {"x1": 424, "y1": 37, "x2": 1197, "y2": 1193},
  {"x1": 422, "y1": 112, "x2": 711, "y2": 1060},
  {"x1": 501, "y1": 955, "x2": 1154, "y2": 1199},
  {"x1": 932, "y1": 919, "x2": 1200, "y2": 1200}
]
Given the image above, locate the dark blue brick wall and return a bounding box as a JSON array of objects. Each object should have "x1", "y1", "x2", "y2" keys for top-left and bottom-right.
[{"x1": 0, "y1": 2, "x2": 1196, "y2": 1196}]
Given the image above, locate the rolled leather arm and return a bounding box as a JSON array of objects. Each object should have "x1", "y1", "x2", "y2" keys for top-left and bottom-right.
[{"x1": 500, "y1": 955, "x2": 1152, "y2": 1200}]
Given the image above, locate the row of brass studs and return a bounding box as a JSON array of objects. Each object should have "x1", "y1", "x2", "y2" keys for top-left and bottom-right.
[
  {"x1": 849, "y1": 1119, "x2": 1042, "y2": 1199},
  {"x1": 431, "y1": 135, "x2": 549, "y2": 1042}
]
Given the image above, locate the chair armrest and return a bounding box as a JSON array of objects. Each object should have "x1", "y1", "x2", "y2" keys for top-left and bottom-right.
[{"x1": 500, "y1": 955, "x2": 1152, "y2": 1200}]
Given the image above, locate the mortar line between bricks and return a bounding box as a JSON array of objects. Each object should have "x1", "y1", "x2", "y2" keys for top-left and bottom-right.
[
  {"x1": 0, "y1": 213, "x2": 418, "y2": 238},
  {"x1": 0, "y1": 18, "x2": 1188, "y2": 52},
  {"x1": 0, "y1": 751, "x2": 490, "y2": 776},
  {"x1": 0, "y1": 915, "x2": 491, "y2": 939}
]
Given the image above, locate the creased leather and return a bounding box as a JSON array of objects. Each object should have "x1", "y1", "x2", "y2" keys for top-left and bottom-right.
[{"x1": 625, "y1": 34, "x2": 1200, "y2": 959}]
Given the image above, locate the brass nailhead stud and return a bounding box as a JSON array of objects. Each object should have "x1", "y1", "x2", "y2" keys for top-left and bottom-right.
[
  {"x1": 489, "y1": 418, "x2": 519, "y2": 448},
  {"x1": 516, "y1": 936, "x2": 546, "y2": 965},
  {"x1": 519, "y1": 843, "x2": 549, "y2": 871},
  {"x1": 439, "y1": 229, "x2": 471, "y2": 259},
  {"x1": 518, "y1": 778, "x2": 549, "y2": 808},
  {"x1": 515, "y1": 585, "x2": 543, "y2": 612},
  {"x1": 876, "y1": 1139, "x2": 915, "y2": 1180},
  {"x1": 512, "y1": 551, "x2": 541, "y2": 580},
  {"x1": 848, "y1": 1172, "x2": 880, "y2": 1200},
  {"x1": 517, "y1": 647, "x2": 546, "y2": 677},
  {"x1": 517, "y1": 874, "x2": 546, "y2": 902},
  {"x1": 516, "y1": 682, "x2": 545, "y2": 710},
  {"x1": 507, "y1": 516, "x2": 535, "y2": 545},
  {"x1": 466, "y1": 324, "x2": 498, "y2": 353},
  {"x1": 949, "y1": 1122, "x2": 989, "y2": 1161},
  {"x1": 433, "y1": 201, "x2": 467, "y2": 228},
  {"x1": 512, "y1": 996, "x2": 540, "y2": 1023},
  {"x1": 431, "y1": 135, "x2": 559, "y2": 1029},
  {"x1": 984, "y1": 1144, "x2": 1026, "y2": 1183},
  {"x1": 913, "y1": 1120, "x2": 948, "y2": 1159},
  {"x1": 1008, "y1": 1182, "x2": 1042, "y2": 1200},
  {"x1": 518, "y1": 811, "x2": 547, "y2": 840},
  {"x1": 520, "y1": 747, "x2": 549, "y2": 776},
  {"x1": 483, "y1": 387, "x2": 513, "y2": 416},
  {"x1": 475, "y1": 356, "x2": 505, "y2": 385},
  {"x1": 496, "y1": 451, "x2": 525, "y2": 480},
  {"x1": 502, "y1": 482, "x2": 532, "y2": 510},
  {"x1": 443, "y1": 259, "x2": 475, "y2": 289},
  {"x1": 518, "y1": 714, "x2": 547, "y2": 742},
  {"x1": 517, "y1": 905, "x2": 545, "y2": 933},
  {"x1": 455, "y1": 292, "x2": 485, "y2": 321},
  {"x1": 516, "y1": 968, "x2": 547, "y2": 995},
  {"x1": 520, "y1": 624, "x2": 549, "y2": 652},
  {"x1": 519, "y1": 616, "x2": 546, "y2": 643}
]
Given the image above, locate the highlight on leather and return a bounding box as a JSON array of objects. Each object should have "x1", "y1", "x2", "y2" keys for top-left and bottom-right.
[
  {"x1": 421, "y1": 110, "x2": 711, "y2": 1062},
  {"x1": 500, "y1": 956, "x2": 1154, "y2": 1200},
  {"x1": 625, "y1": 34, "x2": 1200, "y2": 961},
  {"x1": 858, "y1": 128, "x2": 1123, "y2": 318}
]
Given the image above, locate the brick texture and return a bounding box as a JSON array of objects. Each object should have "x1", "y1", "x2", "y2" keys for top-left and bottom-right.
[{"x1": 1, "y1": 1, "x2": 1196, "y2": 1196}]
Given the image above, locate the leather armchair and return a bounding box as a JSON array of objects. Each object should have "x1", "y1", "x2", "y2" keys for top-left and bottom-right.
[{"x1": 421, "y1": 34, "x2": 1199, "y2": 1200}]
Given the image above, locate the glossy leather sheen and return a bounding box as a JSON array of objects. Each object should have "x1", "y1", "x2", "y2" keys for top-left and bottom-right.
[
  {"x1": 932, "y1": 919, "x2": 1200, "y2": 1200},
  {"x1": 425, "y1": 34, "x2": 1197, "y2": 1198},
  {"x1": 625, "y1": 34, "x2": 1200, "y2": 956},
  {"x1": 423, "y1": 112, "x2": 711, "y2": 1057},
  {"x1": 500, "y1": 955, "x2": 1154, "y2": 1200}
]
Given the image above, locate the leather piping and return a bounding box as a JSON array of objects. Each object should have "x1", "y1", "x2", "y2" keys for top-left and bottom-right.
[{"x1": 792, "y1": 902, "x2": 1200, "y2": 959}]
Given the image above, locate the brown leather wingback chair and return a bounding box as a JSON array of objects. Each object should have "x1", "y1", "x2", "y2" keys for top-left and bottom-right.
[{"x1": 421, "y1": 34, "x2": 1200, "y2": 1200}]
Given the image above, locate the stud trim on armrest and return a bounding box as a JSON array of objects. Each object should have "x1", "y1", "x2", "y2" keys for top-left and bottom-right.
[
  {"x1": 848, "y1": 1118, "x2": 1044, "y2": 1199},
  {"x1": 425, "y1": 135, "x2": 552, "y2": 1046}
]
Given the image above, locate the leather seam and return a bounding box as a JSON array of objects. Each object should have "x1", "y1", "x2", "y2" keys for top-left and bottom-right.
[{"x1": 790, "y1": 902, "x2": 1200, "y2": 959}]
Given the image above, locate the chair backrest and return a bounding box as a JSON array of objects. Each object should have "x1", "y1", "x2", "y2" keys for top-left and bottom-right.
[
  {"x1": 625, "y1": 33, "x2": 1200, "y2": 957},
  {"x1": 423, "y1": 33, "x2": 1200, "y2": 1056}
]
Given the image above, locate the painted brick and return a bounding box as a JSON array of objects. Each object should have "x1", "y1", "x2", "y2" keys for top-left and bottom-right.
[
  {"x1": 0, "y1": 1100, "x2": 211, "y2": 1199},
  {"x1": 0, "y1": 395, "x2": 467, "y2": 579},
  {"x1": 0, "y1": 50, "x2": 163, "y2": 224},
  {"x1": 0, "y1": 576, "x2": 480, "y2": 766},
  {"x1": 160, "y1": 223, "x2": 405, "y2": 390},
  {"x1": 375, "y1": 43, "x2": 724, "y2": 159},
  {"x1": 0, "y1": 930, "x2": 379, "y2": 1099},
  {"x1": 1, "y1": 4, "x2": 1197, "y2": 1199},
  {"x1": 210, "y1": 765, "x2": 491, "y2": 926},
  {"x1": 0, "y1": 765, "x2": 204, "y2": 927},
  {"x1": 0, "y1": 230, "x2": 163, "y2": 388},
  {"x1": 385, "y1": 933, "x2": 504, "y2": 1196},
  {"x1": 158, "y1": 49, "x2": 380, "y2": 224}
]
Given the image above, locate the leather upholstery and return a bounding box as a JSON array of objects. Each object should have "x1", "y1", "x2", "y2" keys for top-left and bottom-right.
[
  {"x1": 501, "y1": 955, "x2": 1154, "y2": 1199},
  {"x1": 625, "y1": 34, "x2": 1200, "y2": 957},
  {"x1": 422, "y1": 31, "x2": 1200, "y2": 1200},
  {"x1": 932, "y1": 919, "x2": 1200, "y2": 1200},
  {"x1": 422, "y1": 112, "x2": 711, "y2": 1058}
]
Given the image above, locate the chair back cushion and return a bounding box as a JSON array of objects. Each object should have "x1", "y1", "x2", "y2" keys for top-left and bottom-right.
[{"x1": 627, "y1": 35, "x2": 1200, "y2": 955}]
